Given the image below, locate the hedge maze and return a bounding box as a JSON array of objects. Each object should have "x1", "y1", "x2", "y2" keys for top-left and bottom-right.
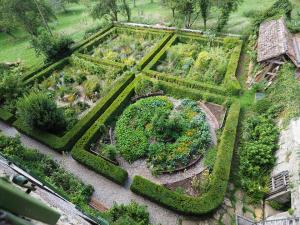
[{"x1": 0, "y1": 24, "x2": 242, "y2": 215}]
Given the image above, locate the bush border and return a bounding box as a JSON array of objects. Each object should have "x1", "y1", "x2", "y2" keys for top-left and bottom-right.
[
  {"x1": 13, "y1": 68, "x2": 134, "y2": 152},
  {"x1": 130, "y1": 101, "x2": 240, "y2": 215},
  {"x1": 71, "y1": 78, "x2": 139, "y2": 185},
  {"x1": 143, "y1": 33, "x2": 243, "y2": 95}
]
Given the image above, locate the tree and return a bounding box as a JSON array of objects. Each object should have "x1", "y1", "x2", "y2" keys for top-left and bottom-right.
[
  {"x1": 16, "y1": 92, "x2": 66, "y2": 132},
  {"x1": 164, "y1": 0, "x2": 180, "y2": 20},
  {"x1": 1, "y1": 0, "x2": 56, "y2": 36},
  {"x1": 177, "y1": 0, "x2": 200, "y2": 29},
  {"x1": 0, "y1": 1, "x2": 17, "y2": 37},
  {"x1": 91, "y1": 0, "x2": 131, "y2": 22},
  {"x1": 199, "y1": 0, "x2": 210, "y2": 30},
  {"x1": 216, "y1": 0, "x2": 242, "y2": 32},
  {"x1": 91, "y1": 0, "x2": 119, "y2": 21},
  {"x1": 120, "y1": 0, "x2": 131, "y2": 22},
  {"x1": 30, "y1": 29, "x2": 74, "y2": 62}
]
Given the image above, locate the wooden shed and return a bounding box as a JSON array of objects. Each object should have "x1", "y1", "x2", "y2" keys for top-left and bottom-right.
[{"x1": 256, "y1": 18, "x2": 300, "y2": 82}]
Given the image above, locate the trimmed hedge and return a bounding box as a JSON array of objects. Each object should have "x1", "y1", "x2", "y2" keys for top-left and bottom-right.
[
  {"x1": 144, "y1": 34, "x2": 177, "y2": 71},
  {"x1": 75, "y1": 53, "x2": 125, "y2": 70},
  {"x1": 71, "y1": 78, "x2": 139, "y2": 185},
  {"x1": 72, "y1": 25, "x2": 114, "y2": 52},
  {"x1": 0, "y1": 108, "x2": 14, "y2": 123},
  {"x1": 24, "y1": 57, "x2": 69, "y2": 84},
  {"x1": 153, "y1": 78, "x2": 228, "y2": 105},
  {"x1": 14, "y1": 72, "x2": 135, "y2": 152},
  {"x1": 130, "y1": 101, "x2": 241, "y2": 215},
  {"x1": 79, "y1": 28, "x2": 117, "y2": 53},
  {"x1": 143, "y1": 70, "x2": 227, "y2": 96},
  {"x1": 136, "y1": 33, "x2": 174, "y2": 70},
  {"x1": 223, "y1": 42, "x2": 243, "y2": 95}
]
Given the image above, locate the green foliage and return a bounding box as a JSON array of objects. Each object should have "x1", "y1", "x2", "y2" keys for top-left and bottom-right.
[
  {"x1": 71, "y1": 76, "x2": 136, "y2": 185},
  {"x1": 134, "y1": 78, "x2": 159, "y2": 96},
  {"x1": 16, "y1": 91, "x2": 66, "y2": 132},
  {"x1": 31, "y1": 30, "x2": 74, "y2": 62},
  {"x1": 116, "y1": 97, "x2": 211, "y2": 173},
  {"x1": 0, "y1": 135, "x2": 93, "y2": 205},
  {"x1": 267, "y1": 63, "x2": 300, "y2": 124},
  {"x1": 216, "y1": 0, "x2": 243, "y2": 32},
  {"x1": 0, "y1": 0, "x2": 55, "y2": 36},
  {"x1": 130, "y1": 102, "x2": 240, "y2": 215},
  {"x1": 91, "y1": 0, "x2": 131, "y2": 22},
  {"x1": 91, "y1": 30, "x2": 163, "y2": 67},
  {"x1": 0, "y1": 67, "x2": 25, "y2": 113},
  {"x1": 253, "y1": 0, "x2": 293, "y2": 30},
  {"x1": 106, "y1": 201, "x2": 150, "y2": 225},
  {"x1": 203, "y1": 147, "x2": 217, "y2": 169},
  {"x1": 239, "y1": 113, "x2": 279, "y2": 202},
  {"x1": 101, "y1": 144, "x2": 117, "y2": 161}
]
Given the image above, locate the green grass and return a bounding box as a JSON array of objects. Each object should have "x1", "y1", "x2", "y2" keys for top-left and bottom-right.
[{"x1": 0, "y1": 4, "x2": 98, "y2": 70}]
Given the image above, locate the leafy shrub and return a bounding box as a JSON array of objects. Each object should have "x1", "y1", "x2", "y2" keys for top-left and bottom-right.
[
  {"x1": 0, "y1": 135, "x2": 93, "y2": 205},
  {"x1": 16, "y1": 92, "x2": 66, "y2": 132},
  {"x1": 105, "y1": 201, "x2": 150, "y2": 225},
  {"x1": 0, "y1": 68, "x2": 26, "y2": 113},
  {"x1": 134, "y1": 78, "x2": 159, "y2": 96},
  {"x1": 31, "y1": 30, "x2": 74, "y2": 62},
  {"x1": 101, "y1": 144, "x2": 117, "y2": 161},
  {"x1": 239, "y1": 114, "x2": 279, "y2": 202}
]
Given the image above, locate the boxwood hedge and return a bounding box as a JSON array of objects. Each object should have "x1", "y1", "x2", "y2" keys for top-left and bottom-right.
[
  {"x1": 71, "y1": 78, "x2": 139, "y2": 185},
  {"x1": 130, "y1": 101, "x2": 240, "y2": 215},
  {"x1": 14, "y1": 72, "x2": 135, "y2": 152}
]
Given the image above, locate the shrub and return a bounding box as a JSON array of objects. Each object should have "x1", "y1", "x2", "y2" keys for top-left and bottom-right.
[
  {"x1": 239, "y1": 114, "x2": 279, "y2": 202},
  {"x1": 0, "y1": 135, "x2": 93, "y2": 205},
  {"x1": 16, "y1": 92, "x2": 66, "y2": 132},
  {"x1": 31, "y1": 30, "x2": 74, "y2": 62},
  {"x1": 105, "y1": 201, "x2": 150, "y2": 225}
]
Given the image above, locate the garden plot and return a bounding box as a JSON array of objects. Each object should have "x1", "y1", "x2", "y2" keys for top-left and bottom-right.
[
  {"x1": 89, "y1": 95, "x2": 219, "y2": 182},
  {"x1": 34, "y1": 57, "x2": 123, "y2": 135},
  {"x1": 149, "y1": 35, "x2": 239, "y2": 85},
  {"x1": 89, "y1": 29, "x2": 165, "y2": 67}
]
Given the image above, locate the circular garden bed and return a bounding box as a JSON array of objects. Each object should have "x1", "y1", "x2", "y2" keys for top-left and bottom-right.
[{"x1": 115, "y1": 96, "x2": 212, "y2": 175}]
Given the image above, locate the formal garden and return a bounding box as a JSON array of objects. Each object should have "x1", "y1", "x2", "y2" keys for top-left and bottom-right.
[{"x1": 1, "y1": 0, "x2": 300, "y2": 224}]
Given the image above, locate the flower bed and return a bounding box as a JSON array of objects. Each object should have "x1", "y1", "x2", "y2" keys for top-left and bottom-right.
[{"x1": 115, "y1": 97, "x2": 211, "y2": 174}]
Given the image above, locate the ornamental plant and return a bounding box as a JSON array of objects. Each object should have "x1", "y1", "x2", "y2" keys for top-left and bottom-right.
[{"x1": 16, "y1": 91, "x2": 66, "y2": 132}]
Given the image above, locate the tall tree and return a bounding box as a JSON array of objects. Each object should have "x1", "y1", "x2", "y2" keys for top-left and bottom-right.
[
  {"x1": 216, "y1": 0, "x2": 242, "y2": 32},
  {"x1": 165, "y1": 0, "x2": 180, "y2": 20},
  {"x1": 199, "y1": 0, "x2": 210, "y2": 30},
  {"x1": 91, "y1": 0, "x2": 131, "y2": 22},
  {"x1": 91, "y1": 0, "x2": 119, "y2": 21},
  {"x1": 0, "y1": 1, "x2": 17, "y2": 37},
  {"x1": 1, "y1": 0, "x2": 55, "y2": 36},
  {"x1": 177, "y1": 0, "x2": 200, "y2": 29}
]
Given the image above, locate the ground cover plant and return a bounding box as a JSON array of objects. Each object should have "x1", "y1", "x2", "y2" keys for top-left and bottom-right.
[
  {"x1": 0, "y1": 135, "x2": 93, "y2": 206},
  {"x1": 154, "y1": 37, "x2": 231, "y2": 85},
  {"x1": 89, "y1": 29, "x2": 165, "y2": 67},
  {"x1": 115, "y1": 96, "x2": 211, "y2": 174}
]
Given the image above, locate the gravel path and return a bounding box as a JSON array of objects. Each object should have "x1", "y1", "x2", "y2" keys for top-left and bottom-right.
[{"x1": 0, "y1": 121, "x2": 181, "y2": 225}]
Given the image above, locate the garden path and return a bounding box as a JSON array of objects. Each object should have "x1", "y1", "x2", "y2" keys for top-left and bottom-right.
[{"x1": 0, "y1": 121, "x2": 181, "y2": 225}]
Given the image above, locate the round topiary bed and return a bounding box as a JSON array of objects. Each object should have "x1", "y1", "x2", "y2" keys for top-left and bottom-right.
[{"x1": 115, "y1": 96, "x2": 212, "y2": 175}]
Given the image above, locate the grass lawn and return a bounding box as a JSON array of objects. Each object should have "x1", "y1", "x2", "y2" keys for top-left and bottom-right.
[{"x1": 0, "y1": 4, "x2": 98, "y2": 71}]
